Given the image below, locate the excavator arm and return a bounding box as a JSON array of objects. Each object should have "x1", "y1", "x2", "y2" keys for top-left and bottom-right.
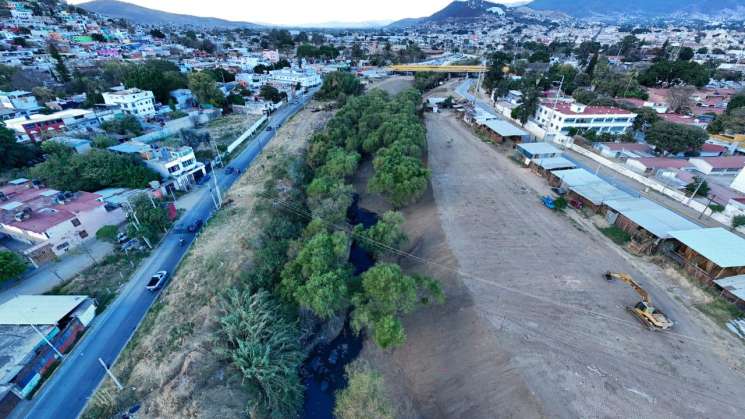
[{"x1": 604, "y1": 271, "x2": 650, "y2": 304}]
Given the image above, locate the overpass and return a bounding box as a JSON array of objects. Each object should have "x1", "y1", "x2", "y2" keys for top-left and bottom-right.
[{"x1": 387, "y1": 64, "x2": 487, "y2": 74}]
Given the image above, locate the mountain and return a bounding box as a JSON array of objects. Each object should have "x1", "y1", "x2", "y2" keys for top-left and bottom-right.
[
  {"x1": 526, "y1": 0, "x2": 745, "y2": 19},
  {"x1": 78, "y1": 0, "x2": 259, "y2": 28},
  {"x1": 387, "y1": 0, "x2": 507, "y2": 28}
]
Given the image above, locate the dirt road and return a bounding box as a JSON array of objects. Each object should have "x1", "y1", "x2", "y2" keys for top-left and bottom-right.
[{"x1": 404, "y1": 111, "x2": 745, "y2": 418}]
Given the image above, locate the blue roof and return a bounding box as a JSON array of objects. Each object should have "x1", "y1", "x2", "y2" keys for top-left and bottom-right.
[
  {"x1": 518, "y1": 142, "x2": 561, "y2": 156},
  {"x1": 570, "y1": 183, "x2": 632, "y2": 205},
  {"x1": 108, "y1": 142, "x2": 149, "y2": 154},
  {"x1": 533, "y1": 157, "x2": 576, "y2": 170},
  {"x1": 553, "y1": 168, "x2": 604, "y2": 187},
  {"x1": 670, "y1": 228, "x2": 745, "y2": 268},
  {"x1": 482, "y1": 119, "x2": 529, "y2": 137},
  {"x1": 620, "y1": 207, "x2": 700, "y2": 239}
]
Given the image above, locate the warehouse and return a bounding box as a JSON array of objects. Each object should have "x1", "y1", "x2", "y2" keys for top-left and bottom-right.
[
  {"x1": 603, "y1": 197, "x2": 700, "y2": 245},
  {"x1": 478, "y1": 119, "x2": 530, "y2": 143},
  {"x1": 0, "y1": 295, "x2": 95, "y2": 408},
  {"x1": 667, "y1": 228, "x2": 745, "y2": 282}
]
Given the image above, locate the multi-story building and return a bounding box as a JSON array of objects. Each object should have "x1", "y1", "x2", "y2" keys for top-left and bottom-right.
[
  {"x1": 0, "y1": 179, "x2": 126, "y2": 264},
  {"x1": 109, "y1": 142, "x2": 206, "y2": 191},
  {"x1": 3, "y1": 109, "x2": 96, "y2": 142},
  {"x1": 533, "y1": 101, "x2": 637, "y2": 136},
  {"x1": 102, "y1": 87, "x2": 156, "y2": 117},
  {"x1": 268, "y1": 68, "x2": 322, "y2": 88}
]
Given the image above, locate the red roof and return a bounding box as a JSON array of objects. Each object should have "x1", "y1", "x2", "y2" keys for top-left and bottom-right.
[
  {"x1": 547, "y1": 102, "x2": 634, "y2": 116},
  {"x1": 633, "y1": 157, "x2": 694, "y2": 170},
  {"x1": 694, "y1": 156, "x2": 745, "y2": 169},
  {"x1": 0, "y1": 186, "x2": 104, "y2": 234},
  {"x1": 701, "y1": 143, "x2": 727, "y2": 153}
]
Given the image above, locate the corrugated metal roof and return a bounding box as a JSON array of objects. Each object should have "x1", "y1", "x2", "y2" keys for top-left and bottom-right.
[
  {"x1": 553, "y1": 168, "x2": 604, "y2": 187},
  {"x1": 0, "y1": 296, "x2": 89, "y2": 325},
  {"x1": 604, "y1": 197, "x2": 659, "y2": 213},
  {"x1": 517, "y1": 142, "x2": 561, "y2": 156},
  {"x1": 482, "y1": 119, "x2": 529, "y2": 137},
  {"x1": 714, "y1": 275, "x2": 745, "y2": 301},
  {"x1": 669, "y1": 228, "x2": 745, "y2": 268},
  {"x1": 622, "y1": 207, "x2": 700, "y2": 239},
  {"x1": 533, "y1": 157, "x2": 576, "y2": 170},
  {"x1": 570, "y1": 183, "x2": 632, "y2": 205}
]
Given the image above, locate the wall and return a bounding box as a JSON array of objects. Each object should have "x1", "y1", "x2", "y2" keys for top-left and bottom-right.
[{"x1": 226, "y1": 115, "x2": 268, "y2": 154}]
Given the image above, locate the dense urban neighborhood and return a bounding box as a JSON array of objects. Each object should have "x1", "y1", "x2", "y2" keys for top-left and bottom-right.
[{"x1": 2, "y1": 0, "x2": 745, "y2": 418}]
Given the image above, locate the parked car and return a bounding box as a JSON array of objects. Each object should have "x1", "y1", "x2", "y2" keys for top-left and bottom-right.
[
  {"x1": 146, "y1": 270, "x2": 168, "y2": 291},
  {"x1": 121, "y1": 238, "x2": 145, "y2": 252},
  {"x1": 266, "y1": 126, "x2": 273, "y2": 131},
  {"x1": 187, "y1": 219, "x2": 204, "y2": 233},
  {"x1": 116, "y1": 232, "x2": 128, "y2": 243},
  {"x1": 225, "y1": 167, "x2": 235, "y2": 175}
]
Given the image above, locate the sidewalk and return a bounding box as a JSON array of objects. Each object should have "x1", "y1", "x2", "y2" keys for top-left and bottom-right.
[{"x1": 0, "y1": 240, "x2": 114, "y2": 304}]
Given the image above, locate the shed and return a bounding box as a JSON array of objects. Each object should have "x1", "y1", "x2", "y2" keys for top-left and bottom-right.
[
  {"x1": 668, "y1": 228, "x2": 745, "y2": 281},
  {"x1": 604, "y1": 197, "x2": 700, "y2": 241},
  {"x1": 480, "y1": 119, "x2": 530, "y2": 143},
  {"x1": 713, "y1": 275, "x2": 745, "y2": 308},
  {"x1": 568, "y1": 182, "x2": 632, "y2": 210},
  {"x1": 516, "y1": 142, "x2": 562, "y2": 159},
  {"x1": 548, "y1": 168, "x2": 603, "y2": 188},
  {"x1": 531, "y1": 156, "x2": 576, "y2": 175}
]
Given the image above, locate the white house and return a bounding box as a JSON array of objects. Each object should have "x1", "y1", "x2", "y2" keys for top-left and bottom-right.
[
  {"x1": 689, "y1": 156, "x2": 745, "y2": 175},
  {"x1": 533, "y1": 101, "x2": 637, "y2": 136},
  {"x1": 0, "y1": 90, "x2": 40, "y2": 112},
  {"x1": 144, "y1": 146, "x2": 206, "y2": 191},
  {"x1": 102, "y1": 87, "x2": 156, "y2": 117},
  {"x1": 268, "y1": 68, "x2": 322, "y2": 88}
]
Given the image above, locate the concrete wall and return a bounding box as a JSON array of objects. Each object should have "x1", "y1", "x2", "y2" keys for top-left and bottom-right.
[{"x1": 226, "y1": 115, "x2": 268, "y2": 154}]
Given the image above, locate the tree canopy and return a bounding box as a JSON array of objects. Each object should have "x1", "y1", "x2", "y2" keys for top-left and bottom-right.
[
  {"x1": 645, "y1": 121, "x2": 707, "y2": 154},
  {"x1": 0, "y1": 251, "x2": 26, "y2": 282},
  {"x1": 317, "y1": 71, "x2": 363, "y2": 102},
  {"x1": 102, "y1": 59, "x2": 187, "y2": 104},
  {"x1": 188, "y1": 71, "x2": 225, "y2": 107},
  {"x1": 0, "y1": 124, "x2": 40, "y2": 170}
]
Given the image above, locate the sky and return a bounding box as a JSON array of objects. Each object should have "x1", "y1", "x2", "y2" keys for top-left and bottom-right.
[{"x1": 71, "y1": 0, "x2": 524, "y2": 26}]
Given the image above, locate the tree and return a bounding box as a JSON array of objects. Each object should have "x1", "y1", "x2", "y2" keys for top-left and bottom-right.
[
  {"x1": 317, "y1": 72, "x2": 363, "y2": 101},
  {"x1": 126, "y1": 193, "x2": 170, "y2": 241},
  {"x1": 104, "y1": 60, "x2": 188, "y2": 104},
  {"x1": 48, "y1": 42, "x2": 70, "y2": 82},
  {"x1": 259, "y1": 84, "x2": 284, "y2": 103},
  {"x1": 677, "y1": 46, "x2": 694, "y2": 61},
  {"x1": 101, "y1": 115, "x2": 142, "y2": 136},
  {"x1": 351, "y1": 263, "x2": 442, "y2": 348},
  {"x1": 369, "y1": 142, "x2": 430, "y2": 208},
  {"x1": 685, "y1": 177, "x2": 709, "y2": 197},
  {"x1": 632, "y1": 107, "x2": 660, "y2": 131},
  {"x1": 0, "y1": 251, "x2": 26, "y2": 282},
  {"x1": 95, "y1": 225, "x2": 119, "y2": 242},
  {"x1": 733, "y1": 215, "x2": 745, "y2": 229},
  {"x1": 280, "y1": 230, "x2": 352, "y2": 319},
  {"x1": 149, "y1": 28, "x2": 165, "y2": 39},
  {"x1": 90, "y1": 33, "x2": 106, "y2": 43},
  {"x1": 31, "y1": 86, "x2": 55, "y2": 103},
  {"x1": 666, "y1": 86, "x2": 695, "y2": 113},
  {"x1": 334, "y1": 361, "x2": 396, "y2": 419},
  {"x1": 645, "y1": 121, "x2": 707, "y2": 154},
  {"x1": 353, "y1": 211, "x2": 407, "y2": 259},
  {"x1": 188, "y1": 71, "x2": 225, "y2": 106},
  {"x1": 726, "y1": 93, "x2": 745, "y2": 113},
  {"x1": 638, "y1": 60, "x2": 710, "y2": 88},
  {"x1": 0, "y1": 124, "x2": 40, "y2": 170},
  {"x1": 217, "y1": 289, "x2": 304, "y2": 419}
]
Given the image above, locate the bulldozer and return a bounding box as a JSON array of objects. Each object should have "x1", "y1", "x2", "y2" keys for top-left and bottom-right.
[{"x1": 604, "y1": 271, "x2": 674, "y2": 331}]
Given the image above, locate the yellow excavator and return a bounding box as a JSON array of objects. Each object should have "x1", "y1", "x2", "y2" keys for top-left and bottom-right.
[{"x1": 604, "y1": 271, "x2": 674, "y2": 331}]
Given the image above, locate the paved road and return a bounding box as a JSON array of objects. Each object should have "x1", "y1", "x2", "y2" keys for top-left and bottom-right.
[
  {"x1": 455, "y1": 78, "x2": 498, "y2": 117},
  {"x1": 12, "y1": 88, "x2": 318, "y2": 419}
]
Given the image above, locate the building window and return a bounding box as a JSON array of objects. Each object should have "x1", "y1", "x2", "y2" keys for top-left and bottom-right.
[
  {"x1": 71, "y1": 218, "x2": 81, "y2": 227},
  {"x1": 56, "y1": 242, "x2": 69, "y2": 250},
  {"x1": 168, "y1": 164, "x2": 181, "y2": 173},
  {"x1": 79, "y1": 230, "x2": 88, "y2": 239}
]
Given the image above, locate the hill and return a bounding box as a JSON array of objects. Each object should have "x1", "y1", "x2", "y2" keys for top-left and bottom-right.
[
  {"x1": 387, "y1": 0, "x2": 506, "y2": 28},
  {"x1": 526, "y1": 0, "x2": 745, "y2": 19},
  {"x1": 78, "y1": 0, "x2": 259, "y2": 28}
]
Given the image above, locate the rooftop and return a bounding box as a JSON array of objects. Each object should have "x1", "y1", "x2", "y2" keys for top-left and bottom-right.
[
  {"x1": 0, "y1": 295, "x2": 89, "y2": 326},
  {"x1": 691, "y1": 156, "x2": 745, "y2": 169},
  {"x1": 598, "y1": 142, "x2": 654, "y2": 152},
  {"x1": 517, "y1": 142, "x2": 561, "y2": 155},
  {"x1": 714, "y1": 275, "x2": 745, "y2": 301},
  {"x1": 545, "y1": 102, "x2": 635, "y2": 116},
  {"x1": 570, "y1": 182, "x2": 632, "y2": 205},
  {"x1": 670, "y1": 228, "x2": 745, "y2": 268},
  {"x1": 632, "y1": 157, "x2": 695, "y2": 169},
  {"x1": 533, "y1": 156, "x2": 576, "y2": 171},
  {"x1": 483, "y1": 119, "x2": 529, "y2": 137},
  {"x1": 552, "y1": 168, "x2": 604, "y2": 187}
]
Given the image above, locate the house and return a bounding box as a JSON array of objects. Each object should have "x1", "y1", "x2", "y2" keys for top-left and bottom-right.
[
  {"x1": 698, "y1": 143, "x2": 727, "y2": 157},
  {"x1": 102, "y1": 87, "x2": 156, "y2": 118},
  {"x1": 267, "y1": 68, "x2": 322, "y2": 88},
  {"x1": 533, "y1": 102, "x2": 637, "y2": 136},
  {"x1": 516, "y1": 142, "x2": 562, "y2": 162},
  {"x1": 479, "y1": 119, "x2": 530, "y2": 143},
  {"x1": 3, "y1": 109, "x2": 96, "y2": 142},
  {"x1": 625, "y1": 157, "x2": 696, "y2": 176},
  {"x1": 169, "y1": 89, "x2": 194, "y2": 110},
  {"x1": 668, "y1": 228, "x2": 745, "y2": 282},
  {"x1": 732, "y1": 168, "x2": 745, "y2": 194},
  {"x1": 594, "y1": 142, "x2": 655, "y2": 159},
  {"x1": 110, "y1": 142, "x2": 206, "y2": 191},
  {"x1": 0, "y1": 295, "x2": 96, "y2": 404},
  {"x1": 0, "y1": 90, "x2": 40, "y2": 113},
  {"x1": 689, "y1": 156, "x2": 745, "y2": 175},
  {"x1": 49, "y1": 137, "x2": 92, "y2": 154},
  {"x1": 0, "y1": 179, "x2": 126, "y2": 264}
]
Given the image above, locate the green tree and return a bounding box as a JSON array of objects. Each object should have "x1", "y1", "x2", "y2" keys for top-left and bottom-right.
[
  {"x1": 353, "y1": 211, "x2": 407, "y2": 259},
  {"x1": 101, "y1": 115, "x2": 143, "y2": 136},
  {"x1": 334, "y1": 361, "x2": 396, "y2": 419},
  {"x1": 678, "y1": 46, "x2": 694, "y2": 61},
  {"x1": 685, "y1": 177, "x2": 710, "y2": 197},
  {"x1": 0, "y1": 124, "x2": 40, "y2": 170},
  {"x1": 149, "y1": 28, "x2": 165, "y2": 39},
  {"x1": 188, "y1": 71, "x2": 225, "y2": 106},
  {"x1": 48, "y1": 42, "x2": 70, "y2": 82},
  {"x1": 317, "y1": 71, "x2": 363, "y2": 101},
  {"x1": 351, "y1": 263, "x2": 442, "y2": 348},
  {"x1": 0, "y1": 251, "x2": 26, "y2": 282},
  {"x1": 280, "y1": 230, "x2": 352, "y2": 319},
  {"x1": 127, "y1": 193, "x2": 170, "y2": 242},
  {"x1": 733, "y1": 215, "x2": 745, "y2": 229},
  {"x1": 369, "y1": 142, "x2": 430, "y2": 208},
  {"x1": 645, "y1": 121, "x2": 707, "y2": 154},
  {"x1": 638, "y1": 60, "x2": 710, "y2": 88},
  {"x1": 218, "y1": 289, "x2": 304, "y2": 419},
  {"x1": 727, "y1": 93, "x2": 745, "y2": 113},
  {"x1": 259, "y1": 84, "x2": 285, "y2": 103},
  {"x1": 106, "y1": 60, "x2": 188, "y2": 104}
]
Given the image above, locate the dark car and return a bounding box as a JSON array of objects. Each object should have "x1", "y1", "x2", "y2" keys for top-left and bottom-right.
[
  {"x1": 225, "y1": 167, "x2": 235, "y2": 175},
  {"x1": 187, "y1": 219, "x2": 204, "y2": 233},
  {"x1": 266, "y1": 126, "x2": 273, "y2": 131}
]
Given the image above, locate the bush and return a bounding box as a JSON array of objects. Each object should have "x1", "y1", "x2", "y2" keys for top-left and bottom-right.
[
  {"x1": 95, "y1": 225, "x2": 119, "y2": 242},
  {"x1": 600, "y1": 226, "x2": 631, "y2": 245},
  {"x1": 0, "y1": 251, "x2": 27, "y2": 282},
  {"x1": 317, "y1": 71, "x2": 363, "y2": 101},
  {"x1": 733, "y1": 215, "x2": 745, "y2": 229},
  {"x1": 334, "y1": 360, "x2": 396, "y2": 419}
]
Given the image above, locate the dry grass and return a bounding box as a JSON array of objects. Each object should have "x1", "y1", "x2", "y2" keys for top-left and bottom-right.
[
  {"x1": 206, "y1": 113, "x2": 264, "y2": 147},
  {"x1": 83, "y1": 103, "x2": 334, "y2": 419}
]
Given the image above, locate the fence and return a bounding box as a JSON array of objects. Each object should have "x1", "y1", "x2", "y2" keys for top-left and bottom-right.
[{"x1": 226, "y1": 115, "x2": 268, "y2": 154}]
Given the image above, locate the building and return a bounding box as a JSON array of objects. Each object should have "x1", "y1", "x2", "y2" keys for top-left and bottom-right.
[
  {"x1": 593, "y1": 142, "x2": 654, "y2": 159},
  {"x1": 603, "y1": 197, "x2": 700, "y2": 246},
  {"x1": 102, "y1": 87, "x2": 156, "y2": 118},
  {"x1": 0, "y1": 295, "x2": 96, "y2": 407},
  {"x1": 49, "y1": 137, "x2": 92, "y2": 154},
  {"x1": 668, "y1": 228, "x2": 745, "y2": 282},
  {"x1": 534, "y1": 102, "x2": 636, "y2": 136},
  {"x1": 267, "y1": 68, "x2": 322, "y2": 88},
  {"x1": 516, "y1": 142, "x2": 562, "y2": 162},
  {"x1": 713, "y1": 275, "x2": 745, "y2": 309},
  {"x1": 109, "y1": 142, "x2": 206, "y2": 191},
  {"x1": 169, "y1": 89, "x2": 194, "y2": 110},
  {"x1": 479, "y1": 119, "x2": 530, "y2": 143},
  {"x1": 3, "y1": 109, "x2": 96, "y2": 142},
  {"x1": 689, "y1": 156, "x2": 745, "y2": 175},
  {"x1": 625, "y1": 157, "x2": 696, "y2": 176},
  {"x1": 0, "y1": 90, "x2": 40, "y2": 113},
  {"x1": 731, "y1": 168, "x2": 745, "y2": 194},
  {"x1": 0, "y1": 179, "x2": 126, "y2": 264}
]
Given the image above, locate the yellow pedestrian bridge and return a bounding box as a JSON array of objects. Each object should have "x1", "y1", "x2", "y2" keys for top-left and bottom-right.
[{"x1": 387, "y1": 64, "x2": 487, "y2": 73}]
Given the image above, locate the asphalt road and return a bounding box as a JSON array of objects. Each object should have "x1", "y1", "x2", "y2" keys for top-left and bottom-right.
[
  {"x1": 455, "y1": 78, "x2": 497, "y2": 117},
  {"x1": 13, "y1": 87, "x2": 318, "y2": 419}
]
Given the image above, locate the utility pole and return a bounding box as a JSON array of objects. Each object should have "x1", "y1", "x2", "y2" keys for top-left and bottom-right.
[
  {"x1": 212, "y1": 172, "x2": 223, "y2": 207},
  {"x1": 17, "y1": 297, "x2": 64, "y2": 358},
  {"x1": 700, "y1": 195, "x2": 717, "y2": 219},
  {"x1": 98, "y1": 358, "x2": 124, "y2": 391},
  {"x1": 686, "y1": 176, "x2": 706, "y2": 205},
  {"x1": 553, "y1": 75, "x2": 565, "y2": 110}
]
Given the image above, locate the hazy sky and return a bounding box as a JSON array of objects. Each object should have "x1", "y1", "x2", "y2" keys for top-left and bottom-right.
[{"x1": 71, "y1": 0, "x2": 523, "y2": 26}]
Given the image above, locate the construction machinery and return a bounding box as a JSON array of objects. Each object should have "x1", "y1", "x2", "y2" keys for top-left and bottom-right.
[{"x1": 604, "y1": 271, "x2": 674, "y2": 331}]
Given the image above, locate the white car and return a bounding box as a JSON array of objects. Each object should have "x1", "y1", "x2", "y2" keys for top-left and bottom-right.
[{"x1": 146, "y1": 270, "x2": 168, "y2": 291}]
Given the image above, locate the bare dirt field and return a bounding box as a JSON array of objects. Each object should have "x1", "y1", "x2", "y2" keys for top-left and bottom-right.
[
  {"x1": 392, "y1": 110, "x2": 745, "y2": 418},
  {"x1": 368, "y1": 76, "x2": 414, "y2": 95},
  {"x1": 84, "y1": 104, "x2": 334, "y2": 419}
]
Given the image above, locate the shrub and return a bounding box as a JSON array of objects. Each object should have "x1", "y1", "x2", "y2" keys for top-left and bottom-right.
[
  {"x1": 0, "y1": 251, "x2": 27, "y2": 282},
  {"x1": 733, "y1": 215, "x2": 745, "y2": 229},
  {"x1": 334, "y1": 360, "x2": 396, "y2": 419},
  {"x1": 95, "y1": 225, "x2": 119, "y2": 242}
]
